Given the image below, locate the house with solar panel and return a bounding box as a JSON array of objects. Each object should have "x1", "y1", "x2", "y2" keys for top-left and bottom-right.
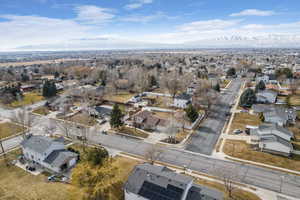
[
  {"x1": 20, "y1": 135, "x2": 78, "y2": 173},
  {"x1": 124, "y1": 163, "x2": 223, "y2": 200}
]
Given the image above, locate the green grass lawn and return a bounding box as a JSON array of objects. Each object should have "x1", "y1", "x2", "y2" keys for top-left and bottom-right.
[
  {"x1": 0, "y1": 122, "x2": 23, "y2": 139},
  {"x1": 9, "y1": 92, "x2": 44, "y2": 108}
]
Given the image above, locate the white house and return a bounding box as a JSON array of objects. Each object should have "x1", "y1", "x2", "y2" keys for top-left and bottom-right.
[
  {"x1": 258, "y1": 135, "x2": 293, "y2": 156},
  {"x1": 21, "y1": 135, "x2": 78, "y2": 173},
  {"x1": 173, "y1": 93, "x2": 191, "y2": 109}
]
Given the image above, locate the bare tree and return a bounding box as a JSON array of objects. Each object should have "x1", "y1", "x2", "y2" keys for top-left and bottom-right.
[
  {"x1": 193, "y1": 81, "x2": 219, "y2": 116},
  {"x1": 144, "y1": 144, "x2": 164, "y2": 165},
  {"x1": 11, "y1": 108, "x2": 34, "y2": 138},
  {"x1": 43, "y1": 119, "x2": 57, "y2": 137},
  {"x1": 56, "y1": 120, "x2": 73, "y2": 138},
  {"x1": 162, "y1": 71, "x2": 183, "y2": 99},
  {"x1": 214, "y1": 167, "x2": 239, "y2": 199},
  {"x1": 163, "y1": 119, "x2": 179, "y2": 144}
]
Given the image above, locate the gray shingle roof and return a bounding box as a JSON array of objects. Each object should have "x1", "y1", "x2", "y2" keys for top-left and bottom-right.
[
  {"x1": 44, "y1": 149, "x2": 78, "y2": 167},
  {"x1": 186, "y1": 184, "x2": 224, "y2": 200},
  {"x1": 260, "y1": 134, "x2": 293, "y2": 149},
  {"x1": 176, "y1": 93, "x2": 191, "y2": 100},
  {"x1": 258, "y1": 123, "x2": 293, "y2": 137},
  {"x1": 125, "y1": 164, "x2": 223, "y2": 200},
  {"x1": 125, "y1": 164, "x2": 192, "y2": 198},
  {"x1": 20, "y1": 135, "x2": 58, "y2": 154}
]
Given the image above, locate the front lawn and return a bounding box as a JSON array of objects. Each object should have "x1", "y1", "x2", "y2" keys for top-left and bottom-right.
[
  {"x1": 0, "y1": 122, "x2": 23, "y2": 139},
  {"x1": 223, "y1": 140, "x2": 300, "y2": 171},
  {"x1": 229, "y1": 113, "x2": 261, "y2": 134},
  {"x1": 0, "y1": 150, "x2": 83, "y2": 200},
  {"x1": 9, "y1": 92, "x2": 44, "y2": 108},
  {"x1": 151, "y1": 96, "x2": 173, "y2": 108},
  {"x1": 63, "y1": 113, "x2": 97, "y2": 127},
  {"x1": 117, "y1": 126, "x2": 149, "y2": 138},
  {"x1": 194, "y1": 177, "x2": 261, "y2": 200},
  {"x1": 104, "y1": 92, "x2": 135, "y2": 103},
  {"x1": 32, "y1": 106, "x2": 50, "y2": 115},
  {"x1": 288, "y1": 94, "x2": 300, "y2": 106}
]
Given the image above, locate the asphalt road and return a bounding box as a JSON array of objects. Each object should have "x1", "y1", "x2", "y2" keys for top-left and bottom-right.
[
  {"x1": 185, "y1": 79, "x2": 242, "y2": 155},
  {"x1": 86, "y1": 132, "x2": 300, "y2": 198}
]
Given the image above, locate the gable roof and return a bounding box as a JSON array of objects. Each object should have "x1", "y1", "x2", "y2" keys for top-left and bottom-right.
[
  {"x1": 260, "y1": 134, "x2": 293, "y2": 150},
  {"x1": 125, "y1": 164, "x2": 192, "y2": 199},
  {"x1": 258, "y1": 123, "x2": 293, "y2": 138},
  {"x1": 20, "y1": 135, "x2": 63, "y2": 154},
  {"x1": 125, "y1": 164, "x2": 223, "y2": 200},
  {"x1": 176, "y1": 93, "x2": 191, "y2": 100},
  {"x1": 44, "y1": 149, "x2": 77, "y2": 167}
]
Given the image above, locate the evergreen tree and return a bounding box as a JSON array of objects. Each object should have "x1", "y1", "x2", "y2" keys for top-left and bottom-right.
[
  {"x1": 110, "y1": 104, "x2": 123, "y2": 128},
  {"x1": 239, "y1": 88, "x2": 256, "y2": 108},
  {"x1": 185, "y1": 104, "x2": 199, "y2": 122},
  {"x1": 42, "y1": 80, "x2": 57, "y2": 98},
  {"x1": 226, "y1": 68, "x2": 236, "y2": 77},
  {"x1": 255, "y1": 80, "x2": 266, "y2": 92},
  {"x1": 213, "y1": 83, "x2": 221, "y2": 92}
]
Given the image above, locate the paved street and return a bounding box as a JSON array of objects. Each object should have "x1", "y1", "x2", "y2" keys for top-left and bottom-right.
[
  {"x1": 85, "y1": 132, "x2": 300, "y2": 198},
  {"x1": 185, "y1": 79, "x2": 242, "y2": 155}
]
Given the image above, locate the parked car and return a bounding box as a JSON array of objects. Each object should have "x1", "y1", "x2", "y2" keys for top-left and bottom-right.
[
  {"x1": 26, "y1": 165, "x2": 36, "y2": 171},
  {"x1": 233, "y1": 129, "x2": 243, "y2": 134}
]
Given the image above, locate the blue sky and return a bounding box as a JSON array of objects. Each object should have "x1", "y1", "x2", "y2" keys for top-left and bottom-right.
[{"x1": 0, "y1": 0, "x2": 300, "y2": 51}]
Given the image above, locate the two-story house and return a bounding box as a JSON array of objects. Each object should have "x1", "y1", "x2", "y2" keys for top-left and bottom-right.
[{"x1": 21, "y1": 135, "x2": 78, "y2": 173}]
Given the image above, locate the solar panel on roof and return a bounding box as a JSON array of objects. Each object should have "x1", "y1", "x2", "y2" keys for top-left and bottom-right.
[{"x1": 138, "y1": 181, "x2": 183, "y2": 200}]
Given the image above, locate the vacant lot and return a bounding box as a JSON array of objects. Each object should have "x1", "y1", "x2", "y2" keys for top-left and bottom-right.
[
  {"x1": 117, "y1": 126, "x2": 149, "y2": 138},
  {"x1": 9, "y1": 92, "x2": 44, "y2": 108},
  {"x1": 229, "y1": 113, "x2": 261, "y2": 134},
  {"x1": 223, "y1": 140, "x2": 300, "y2": 171},
  {"x1": 152, "y1": 96, "x2": 173, "y2": 108},
  {"x1": 104, "y1": 92, "x2": 135, "y2": 103},
  {"x1": 288, "y1": 94, "x2": 300, "y2": 106},
  {"x1": 153, "y1": 111, "x2": 173, "y2": 119},
  {"x1": 32, "y1": 106, "x2": 50, "y2": 115},
  {"x1": 0, "y1": 150, "x2": 83, "y2": 200},
  {"x1": 63, "y1": 113, "x2": 97, "y2": 126},
  {"x1": 0, "y1": 122, "x2": 23, "y2": 139}
]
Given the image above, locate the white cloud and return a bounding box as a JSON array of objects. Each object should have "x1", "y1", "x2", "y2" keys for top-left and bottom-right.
[
  {"x1": 121, "y1": 12, "x2": 170, "y2": 23},
  {"x1": 178, "y1": 19, "x2": 242, "y2": 32},
  {"x1": 230, "y1": 9, "x2": 275, "y2": 17},
  {"x1": 75, "y1": 5, "x2": 115, "y2": 24},
  {"x1": 125, "y1": 0, "x2": 153, "y2": 10}
]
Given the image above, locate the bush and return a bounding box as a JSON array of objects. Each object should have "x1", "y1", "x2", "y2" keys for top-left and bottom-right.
[{"x1": 86, "y1": 147, "x2": 109, "y2": 166}]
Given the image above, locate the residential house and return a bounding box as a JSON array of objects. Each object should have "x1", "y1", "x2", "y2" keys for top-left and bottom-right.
[
  {"x1": 256, "y1": 75, "x2": 269, "y2": 83},
  {"x1": 173, "y1": 93, "x2": 191, "y2": 109},
  {"x1": 124, "y1": 163, "x2": 224, "y2": 200},
  {"x1": 256, "y1": 90, "x2": 277, "y2": 104},
  {"x1": 258, "y1": 135, "x2": 293, "y2": 156},
  {"x1": 252, "y1": 104, "x2": 297, "y2": 126},
  {"x1": 133, "y1": 110, "x2": 168, "y2": 132},
  {"x1": 21, "y1": 135, "x2": 78, "y2": 173},
  {"x1": 251, "y1": 123, "x2": 294, "y2": 142}
]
